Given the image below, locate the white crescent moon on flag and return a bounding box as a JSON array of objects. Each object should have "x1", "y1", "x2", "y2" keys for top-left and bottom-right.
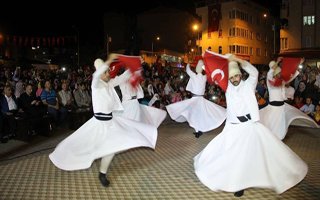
[
  {"x1": 211, "y1": 69, "x2": 225, "y2": 83},
  {"x1": 110, "y1": 66, "x2": 115, "y2": 71}
]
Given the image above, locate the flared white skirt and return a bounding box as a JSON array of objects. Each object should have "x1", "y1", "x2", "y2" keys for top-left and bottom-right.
[
  {"x1": 49, "y1": 116, "x2": 157, "y2": 171},
  {"x1": 194, "y1": 121, "x2": 308, "y2": 194},
  {"x1": 259, "y1": 103, "x2": 319, "y2": 140},
  {"x1": 114, "y1": 99, "x2": 167, "y2": 128},
  {"x1": 166, "y1": 97, "x2": 226, "y2": 132}
]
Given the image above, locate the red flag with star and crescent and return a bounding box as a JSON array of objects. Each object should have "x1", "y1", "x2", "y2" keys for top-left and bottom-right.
[
  {"x1": 118, "y1": 55, "x2": 143, "y2": 88},
  {"x1": 269, "y1": 57, "x2": 302, "y2": 87},
  {"x1": 109, "y1": 61, "x2": 122, "y2": 79},
  {"x1": 202, "y1": 50, "x2": 229, "y2": 92},
  {"x1": 281, "y1": 57, "x2": 302, "y2": 82},
  {"x1": 190, "y1": 55, "x2": 203, "y2": 68}
]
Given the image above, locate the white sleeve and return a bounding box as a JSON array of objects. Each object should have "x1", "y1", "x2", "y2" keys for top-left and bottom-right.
[
  {"x1": 242, "y1": 61, "x2": 258, "y2": 90},
  {"x1": 92, "y1": 64, "x2": 108, "y2": 88},
  {"x1": 109, "y1": 70, "x2": 131, "y2": 87},
  {"x1": 186, "y1": 64, "x2": 194, "y2": 78}
]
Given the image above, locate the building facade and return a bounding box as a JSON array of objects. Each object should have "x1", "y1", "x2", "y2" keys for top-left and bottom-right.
[
  {"x1": 195, "y1": 0, "x2": 276, "y2": 65},
  {"x1": 280, "y1": 0, "x2": 320, "y2": 67}
]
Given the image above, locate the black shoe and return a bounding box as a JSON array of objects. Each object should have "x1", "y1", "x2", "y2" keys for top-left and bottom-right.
[
  {"x1": 99, "y1": 172, "x2": 110, "y2": 187},
  {"x1": 193, "y1": 131, "x2": 203, "y2": 138},
  {"x1": 234, "y1": 190, "x2": 244, "y2": 197}
]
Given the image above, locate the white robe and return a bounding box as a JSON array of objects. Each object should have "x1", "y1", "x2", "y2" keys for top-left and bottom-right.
[
  {"x1": 194, "y1": 61, "x2": 308, "y2": 194},
  {"x1": 259, "y1": 69, "x2": 319, "y2": 140},
  {"x1": 114, "y1": 81, "x2": 167, "y2": 128},
  {"x1": 166, "y1": 64, "x2": 226, "y2": 132},
  {"x1": 49, "y1": 65, "x2": 158, "y2": 171}
]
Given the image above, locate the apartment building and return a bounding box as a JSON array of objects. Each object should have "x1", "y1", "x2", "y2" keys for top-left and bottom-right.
[{"x1": 195, "y1": 0, "x2": 276, "y2": 65}]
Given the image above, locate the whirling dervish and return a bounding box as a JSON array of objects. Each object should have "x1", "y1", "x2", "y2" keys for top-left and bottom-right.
[
  {"x1": 112, "y1": 55, "x2": 167, "y2": 128},
  {"x1": 166, "y1": 59, "x2": 226, "y2": 138},
  {"x1": 259, "y1": 57, "x2": 319, "y2": 140},
  {"x1": 49, "y1": 54, "x2": 158, "y2": 187}
]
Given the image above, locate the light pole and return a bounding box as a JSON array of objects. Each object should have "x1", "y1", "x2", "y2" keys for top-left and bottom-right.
[
  {"x1": 106, "y1": 35, "x2": 112, "y2": 57},
  {"x1": 263, "y1": 13, "x2": 276, "y2": 55},
  {"x1": 151, "y1": 36, "x2": 160, "y2": 56},
  {"x1": 193, "y1": 24, "x2": 200, "y2": 55},
  {"x1": 272, "y1": 20, "x2": 276, "y2": 55}
]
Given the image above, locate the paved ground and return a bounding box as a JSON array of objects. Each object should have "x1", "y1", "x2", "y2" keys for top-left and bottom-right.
[{"x1": 0, "y1": 119, "x2": 319, "y2": 200}]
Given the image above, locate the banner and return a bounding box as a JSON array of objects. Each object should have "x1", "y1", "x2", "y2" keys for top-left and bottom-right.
[{"x1": 208, "y1": 4, "x2": 221, "y2": 33}]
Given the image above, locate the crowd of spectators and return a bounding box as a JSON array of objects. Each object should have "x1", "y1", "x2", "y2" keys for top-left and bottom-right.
[{"x1": 1, "y1": 60, "x2": 319, "y2": 143}]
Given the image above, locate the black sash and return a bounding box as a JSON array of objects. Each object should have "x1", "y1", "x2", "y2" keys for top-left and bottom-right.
[
  {"x1": 94, "y1": 112, "x2": 113, "y2": 121},
  {"x1": 269, "y1": 101, "x2": 284, "y2": 106},
  {"x1": 237, "y1": 114, "x2": 251, "y2": 122},
  {"x1": 192, "y1": 93, "x2": 203, "y2": 97}
]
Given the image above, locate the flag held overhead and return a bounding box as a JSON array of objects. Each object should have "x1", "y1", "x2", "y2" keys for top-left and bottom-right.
[
  {"x1": 117, "y1": 55, "x2": 143, "y2": 88},
  {"x1": 118, "y1": 55, "x2": 142, "y2": 73},
  {"x1": 202, "y1": 50, "x2": 229, "y2": 92},
  {"x1": 281, "y1": 57, "x2": 302, "y2": 82}
]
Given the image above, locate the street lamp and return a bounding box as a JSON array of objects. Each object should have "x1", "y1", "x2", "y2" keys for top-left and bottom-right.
[
  {"x1": 151, "y1": 36, "x2": 160, "y2": 56},
  {"x1": 192, "y1": 24, "x2": 200, "y2": 55}
]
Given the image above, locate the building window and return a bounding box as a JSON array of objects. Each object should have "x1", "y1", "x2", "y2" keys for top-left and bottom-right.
[
  {"x1": 229, "y1": 28, "x2": 236, "y2": 37},
  {"x1": 218, "y1": 46, "x2": 222, "y2": 54},
  {"x1": 229, "y1": 45, "x2": 236, "y2": 54},
  {"x1": 250, "y1": 47, "x2": 253, "y2": 55},
  {"x1": 265, "y1": 34, "x2": 268, "y2": 43},
  {"x1": 229, "y1": 9, "x2": 250, "y2": 22},
  {"x1": 256, "y1": 33, "x2": 261, "y2": 41},
  {"x1": 208, "y1": 32, "x2": 212, "y2": 39},
  {"x1": 229, "y1": 45, "x2": 249, "y2": 55},
  {"x1": 256, "y1": 16, "x2": 261, "y2": 25},
  {"x1": 256, "y1": 48, "x2": 261, "y2": 56},
  {"x1": 218, "y1": 29, "x2": 222, "y2": 37},
  {"x1": 236, "y1": 45, "x2": 240, "y2": 53},
  {"x1": 305, "y1": 36, "x2": 312, "y2": 47},
  {"x1": 280, "y1": 38, "x2": 288, "y2": 50},
  {"x1": 303, "y1": 16, "x2": 315, "y2": 25},
  {"x1": 231, "y1": 9, "x2": 236, "y2": 19},
  {"x1": 264, "y1": 49, "x2": 268, "y2": 57}
]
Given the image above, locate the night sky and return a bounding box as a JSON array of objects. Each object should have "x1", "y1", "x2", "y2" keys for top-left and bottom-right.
[
  {"x1": 0, "y1": 0, "x2": 280, "y2": 35},
  {"x1": 0, "y1": 0, "x2": 281, "y2": 62}
]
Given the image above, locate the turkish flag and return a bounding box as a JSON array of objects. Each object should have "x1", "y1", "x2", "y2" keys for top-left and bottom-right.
[
  {"x1": 208, "y1": 4, "x2": 221, "y2": 32},
  {"x1": 281, "y1": 57, "x2": 301, "y2": 82},
  {"x1": 109, "y1": 61, "x2": 122, "y2": 78},
  {"x1": 203, "y1": 50, "x2": 229, "y2": 91},
  {"x1": 118, "y1": 55, "x2": 142, "y2": 73},
  {"x1": 269, "y1": 78, "x2": 283, "y2": 87},
  {"x1": 129, "y1": 72, "x2": 143, "y2": 88},
  {"x1": 117, "y1": 55, "x2": 143, "y2": 88},
  {"x1": 191, "y1": 55, "x2": 203, "y2": 68}
]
